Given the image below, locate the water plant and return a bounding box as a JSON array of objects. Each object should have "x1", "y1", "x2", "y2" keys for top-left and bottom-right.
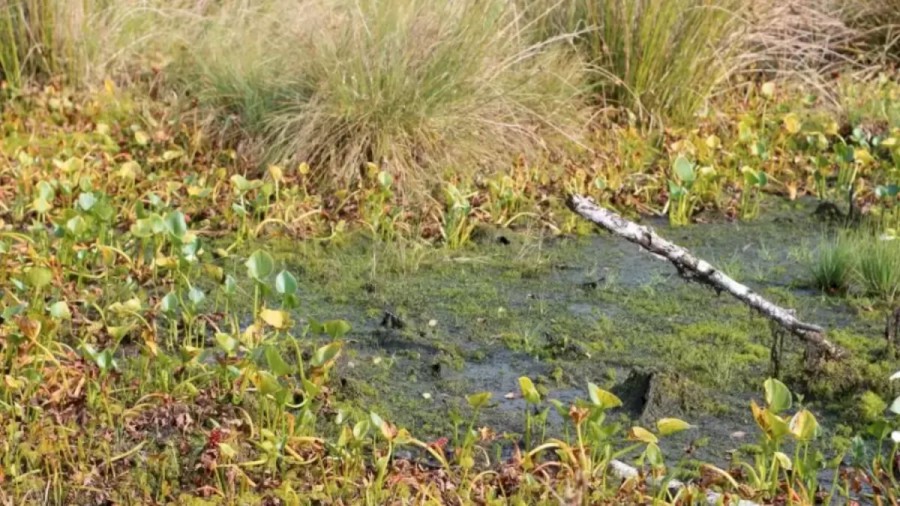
[
  {"x1": 811, "y1": 232, "x2": 855, "y2": 294},
  {"x1": 857, "y1": 237, "x2": 900, "y2": 302},
  {"x1": 667, "y1": 155, "x2": 698, "y2": 226}
]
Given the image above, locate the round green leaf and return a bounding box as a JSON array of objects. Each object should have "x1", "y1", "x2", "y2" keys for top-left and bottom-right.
[
  {"x1": 26, "y1": 267, "x2": 53, "y2": 289},
  {"x1": 77, "y1": 192, "x2": 97, "y2": 211},
  {"x1": 275, "y1": 270, "x2": 298, "y2": 295},
  {"x1": 165, "y1": 210, "x2": 188, "y2": 239},
  {"x1": 764, "y1": 378, "x2": 792, "y2": 414},
  {"x1": 48, "y1": 301, "x2": 71, "y2": 320},
  {"x1": 245, "y1": 250, "x2": 275, "y2": 282}
]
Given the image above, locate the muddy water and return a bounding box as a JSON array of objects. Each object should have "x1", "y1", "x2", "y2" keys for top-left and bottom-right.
[{"x1": 262, "y1": 198, "x2": 885, "y2": 465}]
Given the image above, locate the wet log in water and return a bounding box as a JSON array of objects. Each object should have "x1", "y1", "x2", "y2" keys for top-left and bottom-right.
[{"x1": 566, "y1": 194, "x2": 846, "y2": 360}]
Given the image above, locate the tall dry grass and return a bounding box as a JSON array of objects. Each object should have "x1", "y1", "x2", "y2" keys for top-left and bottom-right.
[
  {"x1": 839, "y1": 0, "x2": 900, "y2": 61},
  {"x1": 1, "y1": 0, "x2": 897, "y2": 195},
  {"x1": 171, "y1": 0, "x2": 586, "y2": 191},
  {"x1": 520, "y1": 0, "x2": 743, "y2": 123},
  {"x1": 0, "y1": 0, "x2": 87, "y2": 88}
]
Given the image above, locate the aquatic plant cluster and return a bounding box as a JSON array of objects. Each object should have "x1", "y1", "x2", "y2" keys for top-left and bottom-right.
[{"x1": 1, "y1": 0, "x2": 900, "y2": 504}]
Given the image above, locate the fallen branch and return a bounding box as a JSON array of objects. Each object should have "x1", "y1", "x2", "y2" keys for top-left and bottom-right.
[{"x1": 566, "y1": 194, "x2": 846, "y2": 360}]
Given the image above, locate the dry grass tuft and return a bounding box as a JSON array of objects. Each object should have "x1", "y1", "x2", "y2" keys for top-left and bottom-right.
[{"x1": 170, "y1": 0, "x2": 586, "y2": 193}]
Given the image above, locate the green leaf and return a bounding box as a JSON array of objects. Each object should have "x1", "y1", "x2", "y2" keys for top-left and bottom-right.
[
  {"x1": 311, "y1": 342, "x2": 343, "y2": 368},
  {"x1": 25, "y1": 267, "x2": 53, "y2": 289},
  {"x1": 789, "y1": 409, "x2": 820, "y2": 441},
  {"x1": 95, "y1": 349, "x2": 116, "y2": 372},
  {"x1": 77, "y1": 192, "x2": 97, "y2": 211},
  {"x1": 224, "y1": 275, "x2": 237, "y2": 295},
  {"x1": 165, "y1": 210, "x2": 188, "y2": 240},
  {"x1": 353, "y1": 419, "x2": 370, "y2": 440},
  {"x1": 188, "y1": 287, "x2": 205, "y2": 306},
  {"x1": 377, "y1": 171, "x2": 393, "y2": 189},
  {"x1": 766, "y1": 411, "x2": 791, "y2": 440},
  {"x1": 275, "y1": 270, "x2": 298, "y2": 295},
  {"x1": 889, "y1": 395, "x2": 900, "y2": 415},
  {"x1": 628, "y1": 426, "x2": 658, "y2": 444},
  {"x1": 370, "y1": 411, "x2": 392, "y2": 439},
  {"x1": 66, "y1": 215, "x2": 87, "y2": 236},
  {"x1": 322, "y1": 320, "x2": 351, "y2": 339},
  {"x1": 644, "y1": 442, "x2": 664, "y2": 468},
  {"x1": 215, "y1": 333, "x2": 239, "y2": 354},
  {"x1": 32, "y1": 197, "x2": 53, "y2": 213},
  {"x1": 668, "y1": 180, "x2": 685, "y2": 198},
  {"x1": 518, "y1": 376, "x2": 541, "y2": 404},
  {"x1": 877, "y1": 185, "x2": 900, "y2": 199},
  {"x1": 255, "y1": 371, "x2": 282, "y2": 396},
  {"x1": 245, "y1": 250, "x2": 275, "y2": 282},
  {"x1": 48, "y1": 301, "x2": 71, "y2": 320},
  {"x1": 673, "y1": 156, "x2": 696, "y2": 184},
  {"x1": 134, "y1": 130, "x2": 150, "y2": 146},
  {"x1": 264, "y1": 345, "x2": 293, "y2": 376},
  {"x1": 160, "y1": 292, "x2": 179, "y2": 315},
  {"x1": 37, "y1": 180, "x2": 55, "y2": 200},
  {"x1": 467, "y1": 391, "x2": 492, "y2": 410},
  {"x1": 588, "y1": 382, "x2": 622, "y2": 410},
  {"x1": 657, "y1": 417, "x2": 691, "y2": 437},
  {"x1": 773, "y1": 451, "x2": 793, "y2": 470},
  {"x1": 764, "y1": 378, "x2": 792, "y2": 413},
  {"x1": 302, "y1": 379, "x2": 321, "y2": 399}
]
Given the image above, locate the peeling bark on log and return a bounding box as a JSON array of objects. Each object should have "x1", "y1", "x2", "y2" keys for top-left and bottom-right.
[{"x1": 567, "y1": 194, "x2": 846, "y2": 360}]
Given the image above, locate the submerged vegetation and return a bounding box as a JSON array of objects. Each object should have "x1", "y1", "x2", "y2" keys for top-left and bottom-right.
[{"x1": 2, "y1": 0, "x2": 900, "y2": 504}]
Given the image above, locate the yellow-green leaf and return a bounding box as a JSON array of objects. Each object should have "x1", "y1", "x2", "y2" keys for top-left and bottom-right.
[
  {"x1": 764, "y1": 378, "x2": 792, "y2": 413},
  {"x1": 588, "y1": 382, "x2": 622, "y2": 410},
  {"x1": 311, "y1": 342, "x2": 343, "y2": 368},
  {"x1": 467, "y1": 391, "x2": 492, "y2": 410},
  {"x1": 218, "y1": 442, "x2": 237, "y2": 459},
  {"x1": 260, "y1": 308, "x2": 289, "y2": 329},
  {"x1": 134, "y1": 130, "x2": 150, "y2": 146},
  {"x1": 628, "y1": 426, "x2": 658, "y2": 444},
  {"x1": 789, "y1": 409, "x2": 820, "y2": 441},
  {"x1": 518, "y1": 376, "x2": 541, "y2": 404},
  {"x1": 657, "y1": 417, "x2": 691, "y2": 437},
  {"x1": 782, "y1": 113, "x2": 802, "y2": 134},
  {"x1": 774, "y1": 451, "x2": 793, "y2": 470}
]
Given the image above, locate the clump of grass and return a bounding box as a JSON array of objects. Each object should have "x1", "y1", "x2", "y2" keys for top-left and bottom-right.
[
  {"x1": 521, "y1": 0, "x2": 743, "y2": 123},
  {"x1": 839, "y1": 0, "x2": 900, "y2": 62},
  {"x1": 743, "y1": 0, "x2": 859, "y2": 78},
  {"x1": 811, "y1": 233, "x2": 855, "y2": 294},
  {"x1": 174, "y1": 0, "x2": 584, "y2": 194},
  {"x1": 0, "y1": 0, "x2": 86, "y2": 88},
  {"x1": 857, "y1": 237, "x2": 900, "y2": 302}
]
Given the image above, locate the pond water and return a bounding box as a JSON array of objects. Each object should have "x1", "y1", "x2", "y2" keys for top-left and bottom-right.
[{"x1": 249, "y1": 197, "x2": 885, "y2": 465}]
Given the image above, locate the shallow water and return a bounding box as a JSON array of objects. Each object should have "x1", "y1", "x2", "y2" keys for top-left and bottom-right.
[{"x1": 252, "y1": 197, "x2": 885, "y2": 466}]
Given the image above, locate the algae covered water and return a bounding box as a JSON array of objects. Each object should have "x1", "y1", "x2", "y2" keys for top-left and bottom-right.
[{"x1": 249, "y1": 198, "x2": 885, "y2": 464}]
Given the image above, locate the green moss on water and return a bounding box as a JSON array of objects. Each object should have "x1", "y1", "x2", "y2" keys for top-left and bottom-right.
[{"x1": 218, "y1": 208, "x2": 895, "y2": 455}]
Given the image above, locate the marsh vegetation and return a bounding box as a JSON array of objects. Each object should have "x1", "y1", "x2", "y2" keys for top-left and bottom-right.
[{"x1": 1, "y1": 0, "x2": 900, "y2": 504}]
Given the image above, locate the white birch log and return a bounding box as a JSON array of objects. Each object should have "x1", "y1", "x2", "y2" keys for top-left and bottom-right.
[{"x1": 566, "y1": 194, "x2": 846, "y2": 360}]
